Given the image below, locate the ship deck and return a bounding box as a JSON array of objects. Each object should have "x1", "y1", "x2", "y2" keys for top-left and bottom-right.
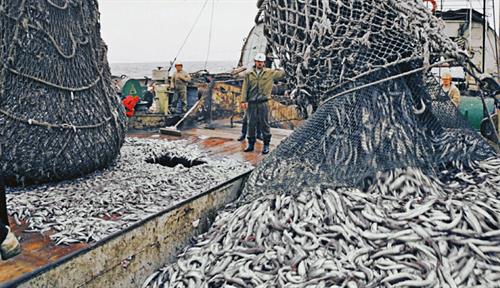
[{"x1": 0, "y1": 120, "x2": 292, "y2": 287}]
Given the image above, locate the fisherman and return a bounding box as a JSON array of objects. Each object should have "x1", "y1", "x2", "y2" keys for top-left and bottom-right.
[
  {"x1": 441, "y1": 72, "x2": 461, "y2": 107},
  {"x1": 240, "y1": 53, "x2": 285, "y2": 154},
  {"x1": 171, "y1": 63, "x2": 192, "y2": 114},
  {"x1": 0, "y1": 160, "x2": 21, "y2": 260}
]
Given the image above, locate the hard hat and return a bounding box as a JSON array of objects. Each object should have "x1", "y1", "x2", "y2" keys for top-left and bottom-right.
[{"x1": 254, "y1": 53, "x2": 266, "y2": 62}]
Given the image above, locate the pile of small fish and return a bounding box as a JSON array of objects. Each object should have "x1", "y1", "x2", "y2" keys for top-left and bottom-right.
[
  {"x1": 143, "y1": 156, "x2": 500, "y2": 287},
  {"x1": 6, "y1": 138, "x2": 251, "y2": 245}
]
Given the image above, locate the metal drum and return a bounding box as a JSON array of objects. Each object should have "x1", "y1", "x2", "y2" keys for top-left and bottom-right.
[{"x1": 119, "y1": 77, "x2": 145, "y2": 100}]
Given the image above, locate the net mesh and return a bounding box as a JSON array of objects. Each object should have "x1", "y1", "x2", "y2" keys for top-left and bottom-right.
[
  {"x1": 242, "y1": 0, "x2": 495, "y2": 200},
  {"x1": 0, "y1": 0, "x2": 127, "y2": 185}
]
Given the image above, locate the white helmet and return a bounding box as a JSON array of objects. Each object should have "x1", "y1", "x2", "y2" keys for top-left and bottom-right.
[{"x1": 254, "y1": 53, "x2": 266, "y2": 62}]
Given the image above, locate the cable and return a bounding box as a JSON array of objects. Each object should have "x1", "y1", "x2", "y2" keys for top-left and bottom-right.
[
  {"x1": 204, "y1": 0, "x2": 215, "y2": 70},
  {"x1": 168, "y1": 0, "x2": 210, "y2": 72}
]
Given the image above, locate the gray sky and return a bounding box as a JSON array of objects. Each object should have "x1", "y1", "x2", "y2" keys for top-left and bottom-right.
[
  {"x1": 99, "y1": 0, "x2": 258, "y2": 63},
  {"x1": 98, "y1": 0, "x2": 499, "y2": 64}
]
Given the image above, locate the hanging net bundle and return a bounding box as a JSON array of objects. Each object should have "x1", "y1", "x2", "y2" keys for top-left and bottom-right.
[
  {"x1": 243, "y1": 0, "x2": 495, "y2": 198},
  {"x1": 0, "y1": 0, "x2": 127, "y2": 185}
]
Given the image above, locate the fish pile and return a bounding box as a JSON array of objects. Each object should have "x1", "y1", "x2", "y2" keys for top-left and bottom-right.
[
  {"x1": 143, "y1": 156, "x2": 500, "y2": 287},
  {"x1": 6, "y1": 138, "x2": 251, "y2": 245}
]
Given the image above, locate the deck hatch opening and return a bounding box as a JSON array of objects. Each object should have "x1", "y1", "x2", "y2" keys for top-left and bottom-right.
[{"x1": 146, "y1": 154, "x2": 206, "y2": 168}]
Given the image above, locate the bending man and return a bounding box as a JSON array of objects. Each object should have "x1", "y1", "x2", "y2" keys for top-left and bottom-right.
[{"x1": 240, "y1": 53, "x2": 285, "y2": 154}]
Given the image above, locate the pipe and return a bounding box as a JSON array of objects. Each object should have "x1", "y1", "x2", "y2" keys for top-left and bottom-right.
[
  {"x1": 469, "y1": 1, "x2": 473, "y2": 52},
  {"x1": 483, "y1": 0, "x2": 487, "y2": 73}
]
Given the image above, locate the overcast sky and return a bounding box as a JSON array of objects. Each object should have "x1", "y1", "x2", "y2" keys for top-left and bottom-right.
[
  {"x1": 98, "y1": 0, "x2": 258, "y2": 64},
  {"x1": 98, "y1": 0, "x2": 499, "y2": 64}
]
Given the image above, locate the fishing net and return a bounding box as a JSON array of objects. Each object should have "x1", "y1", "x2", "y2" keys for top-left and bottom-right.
[
  {"x1": 242, "y1": 0, "x2": 496, "y2": 199},
  {"x1": 0, "y1": 0, "x2": 127, "y2": 185},
  {"x1": 142, "y1": 1, "x2": 500, "y2": 287}
]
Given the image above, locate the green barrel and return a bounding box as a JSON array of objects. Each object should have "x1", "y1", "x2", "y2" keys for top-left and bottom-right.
[
  {"x1": 459, "y1": 96, "x2": 495, "y2": 130},
  {"x1": 120, "y1": 78, "x2": 144, "y2": 100}
]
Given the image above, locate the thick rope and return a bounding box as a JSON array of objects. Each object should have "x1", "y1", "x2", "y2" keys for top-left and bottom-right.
[{"x1": 0, "y1": 109, "x2": 112, "y2": 130}]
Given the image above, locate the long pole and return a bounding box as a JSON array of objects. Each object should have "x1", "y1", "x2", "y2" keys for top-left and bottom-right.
[{"x1": 483, "y1": 0, "x2": 487, "y2": 73}]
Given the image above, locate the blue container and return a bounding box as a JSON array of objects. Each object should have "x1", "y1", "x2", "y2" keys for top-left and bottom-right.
[{"x1": 460, "y1": 96, "x2": 495, "y2": 130}]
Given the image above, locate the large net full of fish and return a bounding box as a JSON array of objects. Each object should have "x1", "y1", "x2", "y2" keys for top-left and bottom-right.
[
  {"x1": 0, "y1": 0, "x2": 126, "y2": 185},
  {"x1": 142, "y1": 1, "x2": 500, "y2": 287},
  {"x1": 243, "y1": 0, "x2": 496, "y2": 197}
]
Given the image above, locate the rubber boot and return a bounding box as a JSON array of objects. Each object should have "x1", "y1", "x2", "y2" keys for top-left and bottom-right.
[
  {"x1": 237, "y1": 134, "x2": 246, "y2": 142},
  {"x1": 244, "y1": 142, "x2": 255, "y2": 152},
  {"x1": 262, "y1": 144, "x2": 270, "y2": 155},
  {"x1": 1, "y1": 226, "x2": 21, "y2": 260}
]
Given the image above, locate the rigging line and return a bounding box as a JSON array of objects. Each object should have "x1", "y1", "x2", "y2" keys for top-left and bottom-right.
[
  {"x1": 169, "y1": 0, "x2": 210, "y2": 72},
  {"x1": 204, "y1": 0, "x2": 216, "y2": 70}
]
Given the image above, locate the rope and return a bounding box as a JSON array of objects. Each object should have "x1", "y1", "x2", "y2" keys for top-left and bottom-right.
[
  {"x1": 168, "y1": 0, "x2": 210, "y2": 72},
  {"x1": 6, "y1": 66, "x2": 102, "y2": 92},
  {"x1": 34, "y1": 20, "x2": 78, "y2": 59},
  {"x1": 1, "y1": 5, "x2": 98, "y2": 91},
  {"x1": 203, "y1": 0, "x2": 216, "y2": 70},
  {"x1": 46, "y1": 0, "x2": 69, "y2": 10},
  {"x1": 322, "y1": 59, "x2": 455, "y2": 105},
  {"x1": 1, "y1": 11, "x2": 80, "y2": 60},
  {"x1": 0, "y1": 108, "x2": 112, "y2": 130}
]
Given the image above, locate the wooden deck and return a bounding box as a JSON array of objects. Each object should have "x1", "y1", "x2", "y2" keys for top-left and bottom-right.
[{"x1": 0, "y1": 120, "x2": 291, "y2": 287}]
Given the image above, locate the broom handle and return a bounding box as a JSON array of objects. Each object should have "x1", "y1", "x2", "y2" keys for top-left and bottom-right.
[{"x1": 174, "y1": 100, "x2": 201, "y2": 129}]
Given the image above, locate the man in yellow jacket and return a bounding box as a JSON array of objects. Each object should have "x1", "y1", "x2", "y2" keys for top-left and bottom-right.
[
  {"x1": 240, "y1": 53, "x2": 286, "y2": 154},
  {"x1": 171, "y1": 63, "x2": 192, "y2": 114}
]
